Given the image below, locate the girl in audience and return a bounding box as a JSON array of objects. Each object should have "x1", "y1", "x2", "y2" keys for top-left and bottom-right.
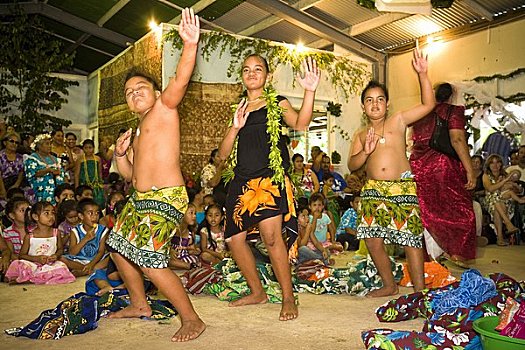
[
  {"x1": 75, "y1": 139, "x2": 105, "y2": 207},
  {"x1": 169, "y1": 203, "x2": 200, "y2": 270},
  {"x1": 99, "y1": 191, "x2": 125, "y2": 229},
  {"x1": 5, "y1": 201, "x2": 75, "y2": 284},
  {"x1": 2, "y1": 197, "x2": 30, "y2": 258},
  {"x1": 56, "y1": 199, "x2": 79, "y2": 253},
  {"x1": 189, "y1": 185, "x2": 206, "y2": 226},
  {"x1": 199, "y1": 204, "x2": 226, "y2": 265},
  {"x1": 296, "y1": 206, "x2": 332, "y2": 266},
  {"x1": 290, "y1": 153, "x2": 320, "y2": 203},
  {"x1": 483, "y1": 154, "x2": 519, "y2": 246},
  {"x1": 308, "y1": 193, "x2": 343, "y2": 254}
]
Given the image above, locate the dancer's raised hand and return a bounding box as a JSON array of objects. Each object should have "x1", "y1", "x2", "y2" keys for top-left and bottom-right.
[
  {"x1": 296, "y1": 56, "x2": 320, "y2": 92},
  {"x1": 232, "y1": 99, "x2": 249, "y2": 130},
  {"x1": 179, "y1": 8, "x2": 200, "y2": 45},
  {"x1": 412, "y1": 47, "x2": 428, "y2": 74},
  {"x1": 363, "y1": 127, "x2": 379, "y2": 155}
]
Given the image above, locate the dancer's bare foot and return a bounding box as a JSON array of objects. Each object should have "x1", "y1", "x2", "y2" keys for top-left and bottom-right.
[
  {"x1": 228, "y1": 292, "x2": 267, "y2": 307},
  {"x1": 172, "y1": 318, "x2": 206, "y2": 342},
  {"x1": 366, "y1": 285, "x2": 399, "y2": 298},
  {"x1": 279, "y1": 299, "x2": 298, "y2": 321},
  {"x1": 108, "y1": 304, "x2": 152, "y2": 318}
]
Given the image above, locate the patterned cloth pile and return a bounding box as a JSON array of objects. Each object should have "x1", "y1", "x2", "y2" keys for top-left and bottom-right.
[
  {"x1": 182, "y1": 257, "x2": 404, "y2": 302},
  {"x1": 362, "y1": 271, "x2": 525, "y2": 350},
  {"x1": 5, "y1": 290, "x2": 177, "y2": 340}
]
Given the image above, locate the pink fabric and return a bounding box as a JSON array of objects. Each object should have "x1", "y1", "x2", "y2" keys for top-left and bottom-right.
[
  {"x1": 5, "y1": 260, "x2": 75, "y2": 285},
  {"x1": 410, "y1": 103, "x2": 476, "y2": 260}
]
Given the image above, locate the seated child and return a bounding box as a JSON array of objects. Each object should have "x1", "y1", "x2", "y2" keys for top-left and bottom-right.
[
  {"x1": 54, "y1": 183, "x2": 75, "y2": 205},
  {"x1": 199, "y1": 204, "x2": 227, "y2": 265},
  {"x1": 501, "y1": 169, "x2": 525, "y2": 203},
  {"x1": 5, "y1": 201, "x2": 75, "y2": 284},
  {"x1": 169, "y1": 203, "x2": 201, "y2": 270},
  {"x1": 60, "y1": 198, "x2": 109, "y2": 276},
  {"x1": 99, "y1": 191, "x2": 125, "y2": 229},
  {"x1": 336, "y1": 194, "x2": 360, "y2": 251},
  {"x1": 296, "y1": 206, "x2": 332, "y2": 266},
  {"x1": 85, "y1": 257, "x2": 125, "y2": 296},
  {"x1": 56, "y1": 199, "x2": 79, "y2": 253},
  {"x1": 308, "y1": 193, "x2": 343, "y2": 254},
  {"x1": 75, "y1": 185, "x2": 94, "y2": 202},
  {"x1": 2, "y1": 197, "x2": 30, "y2": 258}
]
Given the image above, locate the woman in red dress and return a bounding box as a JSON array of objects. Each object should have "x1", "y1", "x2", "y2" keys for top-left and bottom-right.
[{"x1": 410, "y1": 83, "x2": 476, "y2": 266}]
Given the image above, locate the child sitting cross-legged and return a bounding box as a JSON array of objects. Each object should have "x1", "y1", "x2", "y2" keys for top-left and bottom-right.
[
  {"x1": 296, "y1": 206, "x2": 333, "y2": 266},
  {"x1": 308, "y1": 193, "x2": 343, "y2": 254},
  {"x1": 56, "y1": 199, "x2": 79, "y2": 254},
  {"x1": 5, "y1": 201, "x2": 75, "y2": 284},
  {"x1": 2, "y1": 197, "x2": 31, "y2": 259},
  {"x1": 199, "y1": 204, "x2": 227, "y2": 265},
  {"x1": 60, "y1": 198, "x2": 109, "y2": 276},
  {"x1": 168, "y1": 203, "x2": 201, "y2": 270}
]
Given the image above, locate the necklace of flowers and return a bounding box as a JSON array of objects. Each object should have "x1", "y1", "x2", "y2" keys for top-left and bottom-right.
[
  {"x1": 82, "y1": 154, "x2": 102, "y2": 189},
  {"x1": 223, "y1": 84, "x2": 286, "y2": 188}
]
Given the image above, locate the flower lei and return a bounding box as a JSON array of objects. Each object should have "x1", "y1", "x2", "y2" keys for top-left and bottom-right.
[
  {"x1": 223, "y1": 85, "x2": 286, "y2": 188},
  {"x1": 30, "y1": 134, "x2": 52, "y2": 151}
]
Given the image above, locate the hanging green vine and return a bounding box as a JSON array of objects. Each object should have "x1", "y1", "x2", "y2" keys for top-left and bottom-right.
[
  {"x1": 165, "y1": 30, "x2": 371, "y2": 101},
  {"x1": 221, "y1": 85, "x2": 286, "y2": 187},
  {"x1": 473, "y1": 68, "x2": 525, "y2": 83},
  {"x1": 330, "y1": 125, "x2": 351, "y2": 141},
  {"x1": 326, "y1": 101, "x2": 342, "y2": 117}
]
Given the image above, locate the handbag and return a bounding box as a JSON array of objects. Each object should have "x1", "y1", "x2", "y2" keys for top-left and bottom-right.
[{"x1": 429, "y1": 105, "x2": 459, "y2": 160}]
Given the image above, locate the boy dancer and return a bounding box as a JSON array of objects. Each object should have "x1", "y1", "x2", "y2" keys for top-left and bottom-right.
[
  {"x1": 348, "y1": 48, "x2": 435, "y2": 297},
  {"x1": 105, "y1": 8, "x2": 205, "y2": 341}
]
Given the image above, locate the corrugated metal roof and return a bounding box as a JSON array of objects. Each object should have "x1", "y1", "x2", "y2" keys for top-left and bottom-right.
[
  {"x1": 253, "y1": 20, "x2": 323, "y2": 45},
  {"x1": 314, "y1": 0, "x2": 380, "y2": 26},
  {"x1": 476, "y1": 0, "x2": 525, "y2": 14},
  {"x1": 212, "y1": 1, "x2": 270, "y2": 33}
]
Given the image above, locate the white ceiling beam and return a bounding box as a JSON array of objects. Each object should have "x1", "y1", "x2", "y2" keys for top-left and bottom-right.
[
  {"x1": 462, "y1": 0, "x2": 494, "y2": 21},
  {"x1": 155, "y1": 0, "x2": 230, "y2": 32},
  {"x1": 238, "y1": 0, "x2": 321, "y2": 36},
  {"x1": 245, "y1": 0, "x2": 383, "y2": 62},
  {"x1": 167, "y1": 0, "x2": 216, "y2": 24},
  {"x1": 350, "y1": 12, "x2": 410, "y2": 36}
]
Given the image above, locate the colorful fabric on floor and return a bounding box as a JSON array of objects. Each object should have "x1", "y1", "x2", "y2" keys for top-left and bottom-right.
[
  {"x1": 185, "y1": 256, "x2": 404, "y2": 302},
  {"x1": 362, "y1": 272, "x2": 525, "y2": 350},
  {"x1": 399, "y1": 261, "x2": 457, "y2": 289},
  {"x1": 4, "y1": 290, "x2": 177, "y2": 340},
  {"x1": 106, "y1": 186, "x2": 188, "y2": 269},
  {"x1": 357, "y1": 178, "x2": 423, "y2": 248}
]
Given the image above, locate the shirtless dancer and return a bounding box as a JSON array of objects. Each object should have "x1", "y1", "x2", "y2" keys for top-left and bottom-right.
[
  {"x1": 348, "y1": 48, "x2": 435, "y2": 297},
  {"x1": 105, "y1": 8, "x2": 205, "y2": 341}
]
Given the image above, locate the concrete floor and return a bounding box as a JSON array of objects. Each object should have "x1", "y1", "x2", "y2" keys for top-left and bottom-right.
[{"x1": 1, "y1": 244, "x2": 524, "y2": 350}]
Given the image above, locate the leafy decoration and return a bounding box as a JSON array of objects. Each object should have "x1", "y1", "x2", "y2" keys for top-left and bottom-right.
[
  {"x1": 473, "y1": 68, "x2": 525, "y2": 83},
  {"x1": 165, "y1": 30, "x2": 370, "y2": 101},
  {"x1": 327, "y1": 101, "x2": 342, "y2": 117},
  {"x1": 331, "y1": 125, "x2": 351, "y2": 141}
]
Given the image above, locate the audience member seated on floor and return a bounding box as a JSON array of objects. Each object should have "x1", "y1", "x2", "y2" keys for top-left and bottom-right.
[
  {"x1": 5, "y1": 201, "x2": 75, "y2": 284},
  {"x1": 296, "y1": 206, "x2": 333, "y2": 266},
  {"x1": 322, "y1": 172, "x2": 341, "y2": 227},
  {"x1": 60, "y1": 198, "x2": 108, "y2": 276},
  {"x1": 318, "y1": 154, "x2": 350, "y2": 195},
  {"x1": 99, "y1": 191, "x2": 125, "y2": 230},
  {"x1": 75, "y1": 184, "x2": 94, "y2": 203},
  {"x1": 1, "y1": 235, "x2": 11, "y2": 274},
  {"x1": 169, "y1": 203, "x2": 201, "y2": 270},
  {"x1": 85, "y1": 256, "x2": 125, "y2": 296},
  {"x1": 199, "y1": 204, "x2": 227, "y2": 265},
  {"x1": 56, "y1": 199, "x2": 79, "y2": 253},
  {"x1": 308, "y1": 193, "x2": 343, "y2": 254},
  {"x1": 54, "y1": 183, "x2": 75, "y2": 206},
  {"x1": 188, "y1": 184, "x2": 206, "y2": 228},
  {"x1": 336, "y1": 194, "x2": 360, "y2": 251},
  {"x1": 482, "y1": 154, "x2": 520, "y2": 246},
  {"x1": 290, "y1": 153, "x2": 320, "y2": 206},
  {"x1": 2, "y1": 197, "x2": 30, "y2": 258}
]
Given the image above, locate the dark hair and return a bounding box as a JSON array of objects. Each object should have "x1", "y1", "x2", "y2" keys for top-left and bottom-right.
[
  {"x1": 309, "y1": 192, "x2": 325, "y2": 205},
  {"x1": 65, "y1": 132, "x2": 77, "y2": 140},
  {"x1": 51, "y1": 129, "x2": 63, "y2": 137},
  {"x1": 125, "y1": 70, "x2": 161, "y2": 91},
  {"x1": 75, "y1": 185, "x2": 93, "y2": 198},
  {"x1": 56, "y1": 199, "x2": 77, "y2": 225},
  {"x1": 197, "y1": 204, "x2": 224, "y2": 251},
  {"x1": 322, "y1": 172, "x2": 335, "y2": 182},
  {"x1": 361, "y1": 80, "x2": 389, "y2": 104},
  {"x1": 292, "y1": 153, "x2": 304, "y2": 162},
  {"x1": 25, "y1": 201, "x2": 54, "y2": 231},
  {"x1": 106, "y1": 191, "x2": 125, "y2": 214},
  {"x1": 187, "y1": 184, "x2": 203, "y2": 204},
  {"x1": 6, "y1": 187, "x2": 25, "y2": 200},
  {"x1": 55, "y1": 183, "x2": 74, "y2": 199},
  {"x1": 435, "y1": 83, "x2": 453, "y2": 103},
  {"x1": 5, "y1": 197, "x2": 30, "y2": 217},
  {"x1": 20, "y1": 133, "x2": 34, "y2": 143},
  {"x1": 113, "y1": 198, "x2": 128, "y2": 217},
  {"x1": 77, "y1": 198, "x2": 99, "y2": 213},
  {"x1": 244, "y1": 54, "x2": 269, "y2": 72},
  {"x1": 108, "y1": 172, "x2": 120, "y2": 184},
  {"x1": 82, "y1": 139, "x2": 95, "y2": 148},
  {"x1": 471, "y1": 154, "x2": 483, "y2": 163},
  {"x1": 209, "y1": 148, "x2": 219, "y2": 164}
]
